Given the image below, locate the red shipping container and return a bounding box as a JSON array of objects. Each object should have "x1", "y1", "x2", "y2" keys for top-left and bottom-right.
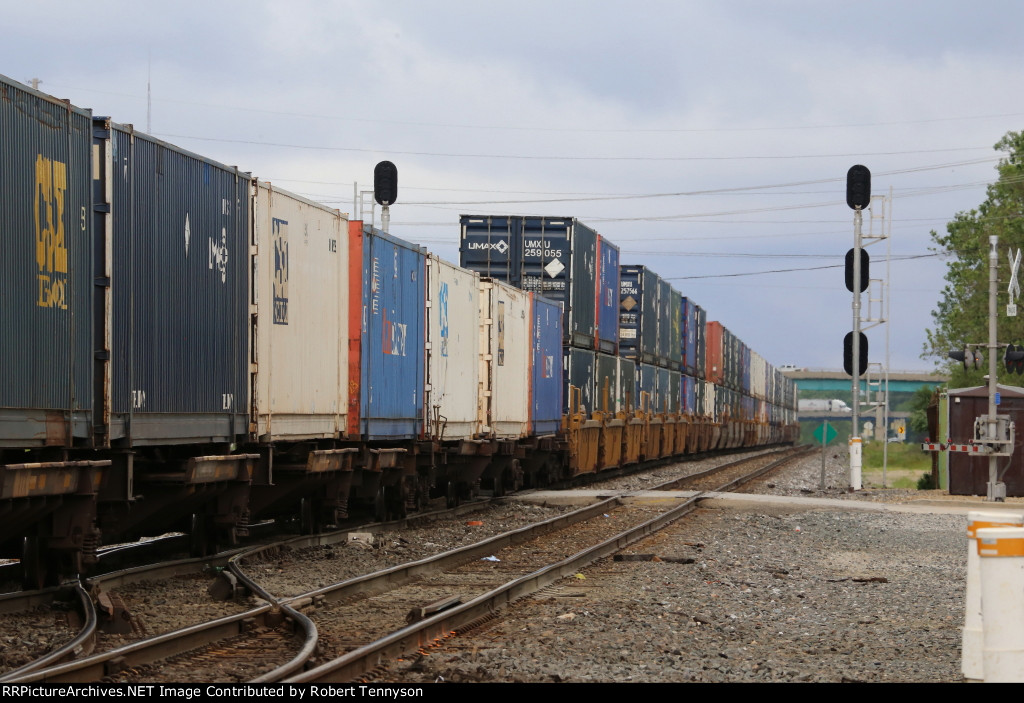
[{"x1": 706, "y1": 321, "x2": 725, "y2": 385}]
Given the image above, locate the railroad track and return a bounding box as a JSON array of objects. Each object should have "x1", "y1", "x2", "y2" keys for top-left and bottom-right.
[
  {"x1": 2, "y1": 446, "x2": 807, "y2": 683},
  {"x1": 284, "y1": 446, "x2": 812, "y2": 683}
]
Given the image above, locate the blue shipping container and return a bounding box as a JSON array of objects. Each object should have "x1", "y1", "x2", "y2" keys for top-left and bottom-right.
[
  {"x1": 619, "y1": 265, "x2": 662, "y2": 364},
  {"x1": 0, "y1": 75, "x2": 94, "y2": 445},
  {"x1": 106, "y1": 124, "x2": 250, "y2": 444},
  {"x1": 565, "y1": 347, "x2": 596, "y2": 416},
  {"x1": 531, "y1": 294, "x2": 563, "y2": 435},
  {"x1": 457, "y1": 215, "x2": 522, "y2": 285},
  {"x1": 596, "y1": 235, "x2": 619, "y2": 354},
  {"x1": 359, "y1": 226, "x2": 426, "y2": 439},
  {"x1": 681, "y1": 298, "x2": 700, "y2": 376}
]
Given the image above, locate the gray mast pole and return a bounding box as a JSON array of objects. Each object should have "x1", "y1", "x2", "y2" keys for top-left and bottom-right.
[
  {"x1": 988, "y1": 235, "x2": 1002, "y2": 501},
  {"x1": 850, "y1": 207, "x2": 863, "y2": 490}
]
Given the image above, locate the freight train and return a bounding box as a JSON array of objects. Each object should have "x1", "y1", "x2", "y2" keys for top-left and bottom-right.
[{"x1": 0, "y1": 74, "x2": 797, "y2": 588}]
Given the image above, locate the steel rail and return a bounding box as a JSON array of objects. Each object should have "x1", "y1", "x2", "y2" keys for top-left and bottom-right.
[
  {"x1": 285, "y1": 449, "x2": 809, "y2": 682},
  {"x1": 0, "y1": 583, "x2": 97, "y2": 681},
  {"x1": 5, "y1": 447, "x2": 801, "y2": 682}
]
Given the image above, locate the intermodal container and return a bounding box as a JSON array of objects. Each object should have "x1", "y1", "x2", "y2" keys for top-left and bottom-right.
[
  {"x1": 637, "y1": 363, "x2": 657, "y2": 413},
  {"x1": 105, "y1": 123, "x2": 250, "y2": 444},
  {"x1": 457, "y1": 215, "x2": 521, "y2": 284},
  {"x1": 680, "y1": 374, "x2": 697, "y2": 415},
  {"x1": 426, "y1": 255, "x2": 480, "y2": 440},
  {"x1": 668, "y1": 369, "x2": 681, "y2": 414},
  {"x1": 252, "y1": 182, "x2": 348, "y2": 442},
  {"x1": 657, "y1": 367, "x2": 672, "y2": 413},
  {"x1": 596, "y1": 235, "x2": 620, "y2": 354},
  {"x1": 706, "y1": 321, "x2": 725, "y2": 385},
  {"x1": 594, "y1": 351, "x2": 619, "y2": 414},
  {"x1": 461, "y1": 215, "x2": 599, "y2": 349},
  {"x1": 751, "y1": 351, "x2": 766, "y2": 401},
  {"x1": 478, "y1": 278, "x2": 530, "y2": 438},
  {"x1": 694, "y1": 305, "x2": 707, "y2": 381},
  {"x1": 350, "y1": 224, "x2": 426, "y2": 439},
  {"x1": 657, "y1": 278, "x2": 673, "y2": 368},
  {"x1": 668, "y1": 287, "x2": 682, "y2": 370},
  {"x1": 0, "y1": 75, "x2": 94, "y2": 446},
  {"x1": 619, "y1": 265, "x2": 662, "y2": 365},
  {"x1": 531, "y1": 294, "x2": 563, "y2": 435},
  {"x1": 618, "y1": 357, "x2": 637, "y2": 413},
  {"x1": 565, "y1": 347, "x2": 596, "y2": 415},
  {"x1": 681, "y1": 297, "x2": 701, "y2": 376},
  {"x1": 700, "y1": 380, "x2": 715, "y2": 420}
]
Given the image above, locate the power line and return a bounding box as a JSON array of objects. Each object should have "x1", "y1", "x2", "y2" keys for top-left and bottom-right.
[
  {"x1": 665, "y1": 254, "x2": 939, "y2": 280},
  {"x1": 43, "y1": 82, "x2": 1024, "y2": 134},
  {"x1": 154, "y1": 131, "x2": 994, "y2": 163}
]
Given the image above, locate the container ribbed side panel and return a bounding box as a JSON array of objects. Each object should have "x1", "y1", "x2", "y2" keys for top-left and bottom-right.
[
  {"x1": 0, "y1": 75, "x2": 93, "y2": 444},
  {"x1": 109, "y1": 126, "x2": 250, "y2": 442},
  {"x1": 359, "y1": 227, "x2": 425, "y2": 440}
]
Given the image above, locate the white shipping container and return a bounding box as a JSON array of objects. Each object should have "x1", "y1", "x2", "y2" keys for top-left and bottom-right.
[
  {"x1": 426, "y1": 256, "x2": 481, "y2": 440},
  {"x1": 252, "y1": 182, "x2": 348, "y2": 440},
  {"x1": 478, "y1": 278, "x2": 531, "y2": 438},
  {"x1": 751, "y1": 351, "x2": 767, "y2": 401},
  {"x1": 702, "y1": 381, "x2": 717, "y2": 420}
]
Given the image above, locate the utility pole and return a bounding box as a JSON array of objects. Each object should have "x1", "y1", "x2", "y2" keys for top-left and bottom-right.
[
  {"x1": 932, "y1": 235, "x2": 1017, "y2": 500},
  {"x1": 987, "y1": 235, "x2": 1002, "y2": 501}
]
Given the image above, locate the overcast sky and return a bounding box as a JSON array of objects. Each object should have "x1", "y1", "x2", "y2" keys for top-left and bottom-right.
[{"x1": 5, "y1": 1, "x2": 1023, "y2": 372}]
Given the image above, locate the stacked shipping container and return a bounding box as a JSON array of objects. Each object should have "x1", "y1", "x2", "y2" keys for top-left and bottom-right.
[
  {"x1": 461, "y1": 213, "x2": 796, "y2": 449},
  {"x1": 461, "y1": 215, "x2": 619, "y2": 417}
]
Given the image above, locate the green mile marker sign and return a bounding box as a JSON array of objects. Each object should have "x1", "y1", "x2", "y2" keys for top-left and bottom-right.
[{"x1": 814, "y1": 422, "x2": 838, "y2": 445}]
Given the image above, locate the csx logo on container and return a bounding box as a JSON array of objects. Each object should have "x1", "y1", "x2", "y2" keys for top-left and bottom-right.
[{"x1": 34, "y1": 155, "x2": 70, "y2": 309}]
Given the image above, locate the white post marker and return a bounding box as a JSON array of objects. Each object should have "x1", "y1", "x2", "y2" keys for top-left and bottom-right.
[
  {"x1": 849, "y1": 436, "x2": 862, "y2": 491},
  {"x1": 964, "y1": 512, "x2": 1024, "y2": 681},
  {"x1": 977, "y1": 526, "x2": 1024, "y2": 681},
  {"x1": 1008, "y1": 248, "x2": 1021, "y2": 317}
]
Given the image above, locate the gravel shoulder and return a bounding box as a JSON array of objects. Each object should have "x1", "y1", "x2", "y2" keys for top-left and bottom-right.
[{"x1": 391, "y1": 448, "x2": 975, "y2": 683}]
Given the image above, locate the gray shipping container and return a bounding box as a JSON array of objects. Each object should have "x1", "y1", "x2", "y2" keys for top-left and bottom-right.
[{"x1": 0, "y1": 75, "x2": 94, "y2": 446}]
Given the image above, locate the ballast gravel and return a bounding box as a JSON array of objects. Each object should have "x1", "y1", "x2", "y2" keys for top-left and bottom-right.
[{"x1": 392, "y1": 449, "x2": 976, "y2": 683}]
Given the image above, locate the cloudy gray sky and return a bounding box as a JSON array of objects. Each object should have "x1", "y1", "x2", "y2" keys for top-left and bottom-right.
[{"x1": 6, "y1": 1, "x2": 1023, "y2": 372}]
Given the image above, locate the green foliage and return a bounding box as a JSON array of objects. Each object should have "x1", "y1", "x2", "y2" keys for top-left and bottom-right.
[
  {"x1": 908, "y1": 385, "x2": 937, "y2": 438},
  {"x1": 924, "y1": 131, "x2": 1024, "y2": 387},
  {"x1": 862, "y1": 441, "x2": 931, "y2": 472},
  {"x1": 917, "y1": 472, "x2": 936, "y2": 490}
]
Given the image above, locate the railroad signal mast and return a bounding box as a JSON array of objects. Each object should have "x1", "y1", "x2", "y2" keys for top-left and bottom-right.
[
  {"x1": 842, "y1": 168, "x2": 893, "y2": 490},
  {"x1": 845, "y1": 165, "x2": 871, "y2": 491}
]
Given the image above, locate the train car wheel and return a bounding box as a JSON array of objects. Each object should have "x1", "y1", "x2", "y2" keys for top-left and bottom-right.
[
  {"x1": 445, "y1": 481, "x2": 459, "y2": 509},
  {"x1": 388, "y1": 485, "x2": 407, "y2": 520},
  {"x1": 189, "y1": 514, "x2": 214, "y2": 558},
  {"x1": 299, "y1": 498, "x2": 321, "y2": 535},
  {"x1": 21, "y1": 536, "x2": 48, "y2": 591}
]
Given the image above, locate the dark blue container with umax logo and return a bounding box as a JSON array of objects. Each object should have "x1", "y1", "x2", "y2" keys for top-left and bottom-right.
[{"x1": 460, "y1": 215, "x2": 598, "y2": 350}]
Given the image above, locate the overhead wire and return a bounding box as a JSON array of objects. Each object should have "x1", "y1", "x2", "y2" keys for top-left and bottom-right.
[{"x1": 43, "y1": 81, "x2": 1024, "y2": 134}]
